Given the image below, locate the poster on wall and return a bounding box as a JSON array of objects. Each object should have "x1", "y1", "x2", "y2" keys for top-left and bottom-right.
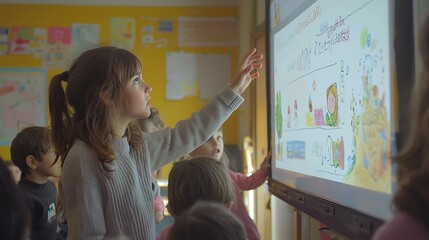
[
  {"x1": 71, "y1": 24, "x2": 100, "y2": 61},
  {"x1": 178, "y1": 17, "x2": 238, "y2": 47},
  {"x1": 110, "y1": 17, "x2": 135, "y2": 50},
  {"x1": 0, "y1": 68, "x2": 47, "y2": 145},
  {"x1": 166, "y1": 52, "x2": 231, "y2": 100},
  {"x1": 0, "y1": 28, "x2": 8, "y2": 55},
  {"x1": 43, "y1": 27, "x2": 71, "y2": 69},
  {"x1": 9, "y1": 27, "x2": 46, "y2": 55}
]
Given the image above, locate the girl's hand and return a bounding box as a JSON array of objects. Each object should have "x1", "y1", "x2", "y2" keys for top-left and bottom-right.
[
  {"x1": 230, "y1": 48, "x2": 264, "y2": 94},
  {"x1": 261, "y1": 151, "x2": 272, "y2": 169}
]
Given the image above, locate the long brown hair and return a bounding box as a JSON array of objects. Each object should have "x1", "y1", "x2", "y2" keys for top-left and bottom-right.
[
  {"x1": 167, "y1": 157, "x2": 234, "y2": 217},
  {"x1": 393, "y1": 17, "x2": 429, "y2": 229},
  {"x1": 49, "y1": 46, "x2": 143, "y2": 168}
]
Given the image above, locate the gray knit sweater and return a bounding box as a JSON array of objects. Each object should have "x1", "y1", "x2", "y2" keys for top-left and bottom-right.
[{"x1": 59, "y1": 87, "x2": 243, "y2": 240}]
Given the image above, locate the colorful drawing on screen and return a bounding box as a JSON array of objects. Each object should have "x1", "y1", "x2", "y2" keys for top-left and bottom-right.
[
  {"x1": 325, "y1": 83, "x2": 338, "y2": 127},
  {"x1": 287, "y1": 141, "x2": 306, "y2": 160},
  {"x1": 322, "y1": 136, "x2": 345, "y2": 170},
  {"x1": 272, "y1": 0, "x2": 392, "y2": 194}
]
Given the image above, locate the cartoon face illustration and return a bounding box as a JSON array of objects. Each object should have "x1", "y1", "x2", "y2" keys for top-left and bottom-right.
[{"x1": 325, "y1": 83, "x2": 338, "y2": 127}]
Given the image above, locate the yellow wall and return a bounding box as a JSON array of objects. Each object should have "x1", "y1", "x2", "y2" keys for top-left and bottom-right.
[{"x1": 0, "y1": 4, "x2": 239, "y2": 178}]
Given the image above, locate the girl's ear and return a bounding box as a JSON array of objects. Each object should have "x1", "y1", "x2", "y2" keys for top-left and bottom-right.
[
  {"x1": 25, "y1": 155, "x2": 38, "y2": 170},
  {"x1": 226, "y1": 201, "x2": 234, "y2": 209},
  {"x1": 99, "y1": 90, "x2": 113, "y2": 106}
]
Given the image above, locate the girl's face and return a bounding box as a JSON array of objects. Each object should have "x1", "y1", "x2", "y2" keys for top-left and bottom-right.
[
  {"x1": 327, "y1": 90, "x2": 336, "y2": 114},
  {"x1": 191, "y1": 131, "x2": 224, "y2": 161},
  {"x1": 122, "y1": 73, "x2": 153, "y2": 120}
]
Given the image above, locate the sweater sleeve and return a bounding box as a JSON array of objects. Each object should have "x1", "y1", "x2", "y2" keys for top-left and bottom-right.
[
  {"x1": 60, "y1": 145, "x2": 106, "y2": 239},
  {"x1": 229, "y1": 166, "x2": 269, "y2": 191},
  {"x1": 145, "y1": 87, "x2": 243, "y2": 171}
]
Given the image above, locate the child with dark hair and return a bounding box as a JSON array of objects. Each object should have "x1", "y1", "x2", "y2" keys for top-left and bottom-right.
[
  {"x1": 11, "y1": 126, "x2": 62, "y2": 240},
  {"x1": 160, "y1": 157, "x2": 235, "y2": 240},
  {"x1": 168, "y1": 201, "x2": 247, "y2": 240}
]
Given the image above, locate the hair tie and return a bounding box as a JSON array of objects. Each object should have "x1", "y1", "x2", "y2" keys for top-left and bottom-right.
[{"x1": 60, "y1": 71, "x2": 69, "y2": 82}]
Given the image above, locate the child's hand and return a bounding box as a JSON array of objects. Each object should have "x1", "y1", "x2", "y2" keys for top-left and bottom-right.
[
  {"x1": 261, "y1": 151, "x2": 272, "y2": 169},
  {"x1": 155, "y1": 211, "x2": 164, "y2": 224},
  {"x1": 230, "y1": 48, "x2": 264, "y2": 94}
]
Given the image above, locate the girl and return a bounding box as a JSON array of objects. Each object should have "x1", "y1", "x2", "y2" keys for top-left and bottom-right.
[
  {"x1": 48, "y1": 46, "x2": 263, "y2": 240},
  {"x1": 372, "y1": 16, "x2": 429, "y2": 240},
  {"x1": 160, "y1": 157, "x2": 236, "y2": 240},
  {"x1": 188, "y1": 129, "x2": 271, "y2": 240}
]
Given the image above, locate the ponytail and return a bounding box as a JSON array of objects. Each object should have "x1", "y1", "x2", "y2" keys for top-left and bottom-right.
[{"x1": 49, "y1": 72, "x2": 72, "y2": 164}]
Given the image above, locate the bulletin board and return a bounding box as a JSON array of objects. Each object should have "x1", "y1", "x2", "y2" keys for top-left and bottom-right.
[{"x1": 0, "y1": 4, "x2": 239, "y2": 178}]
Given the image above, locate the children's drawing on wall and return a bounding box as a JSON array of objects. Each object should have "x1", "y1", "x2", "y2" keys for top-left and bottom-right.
[
  {"x1": 10, "y1": 27, "x2": 46, "y2": 55},
  {"x1": 158, "y1": 20, "x2": 173, "y2": 32},
  {"x1": 142, "y1": 34, "x2": 154, "y2": 45},
  {"x1": 275, "y1": 91, "x2": 284, "y2": 160},
  {"x1": 325, "y1": 83, "x2": 338, "y2": 127},
  {"x1": 178, "y1": 17, "x2": 238, "y2": 47},
  {"x1": 31, "y1": 29, "x2": 48, "y2": 59},
  {"x1": 43, "y1": 27, "x2": 71, "y2": 68},
  {"x1": 0, "y1": 69, "x2": 47, "y2": 145},
  {"x1": 140, "y1": 18, "x2": 174, "y2": 48},
  {"x1": 71, "y1": 24, "x2": 100, "y2": 60},
  {"x1": 0, "y1": 28, "x2": 8, "y2": 55},
  {"x1": 110, "y1": 17, "x2": 135, "y2": 50}
]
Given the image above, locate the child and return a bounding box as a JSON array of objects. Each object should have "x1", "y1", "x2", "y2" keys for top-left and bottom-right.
[
  {"x1": 48, "y1": 46, "x2": 263, "y2": 239},
  {"x1": 372, "y1": 16, "x2": 429, "y2": 240},
  {"x1": 0, "y1": 157, "x2": 29, "y2": 240},
  {"x1": 168, "y1": 201, "x2": 247, "y2": 240},
  {"x1": 10, "y1": 126, "x2": 62, "y2": 240},
  {"x1": 188, "y1": 128, "x2": 271, "y2": 240},
  {"x1": 138, "y1": 107, "x2": 166, "y2": 224},
  {"x1": 160, "y1": 157, "x2": 235, "y2": 240},
  {"x1": 4, "y1": 160, "x2": 21, "y2": 184}
]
